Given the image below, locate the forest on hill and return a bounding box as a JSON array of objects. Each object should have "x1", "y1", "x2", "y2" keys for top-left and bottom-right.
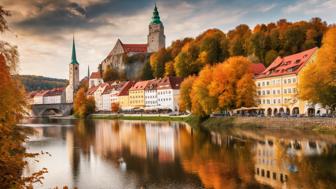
[
  {"x1": 18, "y1": 75, "x2": 68, "y2": 91},
  {"x1": 143, "y1": 17, "x2": 329, "y2": 79}
]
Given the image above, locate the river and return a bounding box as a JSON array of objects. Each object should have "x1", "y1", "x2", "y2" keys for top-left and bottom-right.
[{"x1": 22, "y1": 118, "x2": 336, "y2": 189}]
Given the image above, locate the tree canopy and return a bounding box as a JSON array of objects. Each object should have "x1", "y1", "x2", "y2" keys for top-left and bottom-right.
[{"x1": 298, "y1": 27, "x2": 336, "y2": 110}]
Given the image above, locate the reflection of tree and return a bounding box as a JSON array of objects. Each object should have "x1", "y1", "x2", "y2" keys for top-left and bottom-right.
[
  {"x1": 178, "y1": 128, "x2": 270, "y2": 189},
  {"x1": 289, "y1": 148, "x2": 336, "y2": 189}
]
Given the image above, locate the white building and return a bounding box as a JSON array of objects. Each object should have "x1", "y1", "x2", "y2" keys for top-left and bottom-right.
[
  {"x1": 144, "y1": 79, "x2": 158, "y2": 109},
  {"x1": 89, "y1": 71, "x2": 104, "y2": 88},
  {"x1": 87, "y1": 83, "x2": 109, "y2": 111},
  {"x1": 43, "y1": 88, "x2": 65, "y2": 104},
  {"x1": 33, "y1": 90, "x2": 48, "y2": 104},
  {"x1": 156, "y1": 77, "x2": 182, "y2": 111}
]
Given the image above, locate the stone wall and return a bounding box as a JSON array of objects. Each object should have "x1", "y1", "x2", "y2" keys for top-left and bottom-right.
[{"x1": 234, "y1": 117, "x2": 336, "y2": 128}]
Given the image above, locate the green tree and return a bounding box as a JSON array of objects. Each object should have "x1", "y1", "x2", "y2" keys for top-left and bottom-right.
[
  {"x1": 103, "y1": 66, "x2": 119, "y2": 81},
  {"x1": 141, "y1": 60, "x2": 153, "y2": 80}
]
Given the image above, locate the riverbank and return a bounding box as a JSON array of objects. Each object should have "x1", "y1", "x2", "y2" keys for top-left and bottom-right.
[
  {"x1": 90, "y1": 113, "x2": 336, "y2": 134},
  {"x1": 90, "y1": 114, "x2": 201, "y2": 125}
]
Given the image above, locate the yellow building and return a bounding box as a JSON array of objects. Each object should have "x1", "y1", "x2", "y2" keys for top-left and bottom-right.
[
  {"x1": 256, "y1": 47, "x2": 325, "y2": 116},
  {"x1": 117, "y1": 81, "x2": 135, "y2": 110},
  {"x1": 128, "y1": 80, "x2": 149, "y2": 108}
]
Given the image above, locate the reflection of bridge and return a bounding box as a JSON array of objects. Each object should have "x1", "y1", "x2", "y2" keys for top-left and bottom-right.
[{"x1": 30, "y1": 103, "x2": 73, "y2": 117}]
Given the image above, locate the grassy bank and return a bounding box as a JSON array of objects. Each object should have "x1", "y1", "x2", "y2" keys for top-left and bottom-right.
[
  {"x1": 89, "y1": 114, "x2": 336, "y2": 134},
  {"x1": 90, "y1": 114, "x2": 201, "y2": 125}
]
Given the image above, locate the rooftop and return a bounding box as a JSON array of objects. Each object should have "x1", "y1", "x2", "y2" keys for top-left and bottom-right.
[
  {"x1": 257, "y1": 47, "x2": 318, "y2": 78},
  {"x1": 90, "y1": 71, "x2": 102, "y2": 79}
]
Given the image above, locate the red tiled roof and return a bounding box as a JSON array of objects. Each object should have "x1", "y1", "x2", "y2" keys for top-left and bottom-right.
[
  {"x1": 34, "y1": 90, "x2": 49, "y2": 97},
  {"x1": 118, "y1": 81, "x2": 136, "y2": 96},
  {"x1": 144, "y1": 79, "x2": 158, "y2": 90},
  {"x1": 257, "y1": 47, "x2": 318, "y2": 78},
  {"x1": 90, "y1": 71, "x2": 102, "y2": 79},
  {"x1": 122, "y1": 43, "x2": 147, "y2": 53},
  {"x1": 44, "y1": 88, "x2": 64, "y2": 97},
  {"x1": 250, "y1": 63, "x2": 266, "y2": 76},
  {"x1": 87, "y1": 85, "x2": 99, "y2": 95},
  {"x1": 102, "y1": 85, "x2": 114, "y2": 95},
  {"x1": 157, "y1": 76, "x2": 183, "y2": 90},
  {"x1": 130, "y1": 80, "x2": 149, "y2": 90}
]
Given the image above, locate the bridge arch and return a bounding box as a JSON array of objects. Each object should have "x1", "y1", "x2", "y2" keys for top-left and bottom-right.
[{"x1": 30, "y1": 103, "x2": 73, "y2": 117}]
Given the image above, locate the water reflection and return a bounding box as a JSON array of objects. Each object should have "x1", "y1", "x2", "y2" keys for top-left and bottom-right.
[{"x1": 24, "y1": 119, "x2": 336, "y2": 189}]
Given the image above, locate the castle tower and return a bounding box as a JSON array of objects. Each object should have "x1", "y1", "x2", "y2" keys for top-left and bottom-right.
[
  {"x1": 65, "y1": 36, "x2": 80, "y2": 103},
  {"x1": 147, "y1": 4, "x2": 165, "y2": 53}
]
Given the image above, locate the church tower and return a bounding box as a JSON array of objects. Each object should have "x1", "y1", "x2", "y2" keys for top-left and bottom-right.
[
  {"x1": 147, "y1": 4, "x2": 165, "y2": 53},
  {"x1": 65, "y1": 36, "x2": 80, "y2": 103}
]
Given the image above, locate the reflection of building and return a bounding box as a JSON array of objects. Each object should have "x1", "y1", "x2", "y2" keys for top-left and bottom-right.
[
  {"x1": 93, "y1": 120, "x2": 177, "y2": 162},
  {"x1": 145, "y1": 124, "x2": 176, "y2": 162},
  {"x1": 255, "y1": 137, "x2": 289, "y2": 189},
  {"x1": 254, "y1": 136, "x2": 328, "y2": 189}
]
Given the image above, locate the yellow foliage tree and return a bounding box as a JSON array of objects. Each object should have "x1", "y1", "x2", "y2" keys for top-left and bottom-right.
[
  {"x1": 178, "y1": 76, "x2": 196, "y2": 112},
  {"x1": 190, "y1": 65, "x2": 218, "y2": 116},
  {"x1": 299, "y1": 27, "x2": 336, "y2": 110}
]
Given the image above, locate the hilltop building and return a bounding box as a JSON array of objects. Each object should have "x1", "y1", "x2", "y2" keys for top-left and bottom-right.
[
  {"x1": 65, "y1": 36, "x2": 80, "y2": 103},
  {"x1": 100, "y1": 4, "x2": 165, "y2": 79}
]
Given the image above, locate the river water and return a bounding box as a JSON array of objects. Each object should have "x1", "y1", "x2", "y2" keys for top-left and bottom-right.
[{"x1": 22, "y1": 118, "x2": 336, "y2": 189}]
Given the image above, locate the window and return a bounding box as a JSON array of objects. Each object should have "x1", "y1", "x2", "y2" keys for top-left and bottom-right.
[
  {"x1": 262, "y1": 82, "x2": 265, "y2": 86},
  {"x1": 284, "y1": 89, "x2": 287, "y2": 94},
  {"x1": 273, "y1": 172, "x2": 277, "y2": 180},
  {"x1": 293, "y1": 78, "x2": 297, "y2": 83},
  {"x1": 266, "y1": 81, "x2": 270, "y2": 86},
  {"x1": 262, "y1": 91, "x2": 265, "y2": 95},
  {"x1": 267, "y1": 90, "x2": 270, "y2": 95},
  {"x1": 267, "y1": 99, "x2": 270, "y2": 104},
  {"x1": 288, "y1": 88, "x2": 292, "y2": 93},
  {"x1": 273, "y1": 90, "x2": 276, "y2": 95},
  {"x1": 258, "y1": 82, "x2": 261, "y2": 87},
  {"x1": 288, "y1": 79, "x2": 291, "y2": 84},
  {"x1": 284, "y1": 79, "x2": 287, "y2": 84},
  {"x1": 273, "y1": 99, "x2": 276, "y2": 104}
]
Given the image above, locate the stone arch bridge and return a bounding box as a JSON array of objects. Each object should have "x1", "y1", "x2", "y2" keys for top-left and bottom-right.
[{"x1": 30, "y1": 103, "x2": 73, "y2": 117}]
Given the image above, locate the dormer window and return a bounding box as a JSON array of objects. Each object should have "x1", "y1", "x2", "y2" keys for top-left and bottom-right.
[{"x1": 295, "y1": 59, "x2": 300, "y2": 64}]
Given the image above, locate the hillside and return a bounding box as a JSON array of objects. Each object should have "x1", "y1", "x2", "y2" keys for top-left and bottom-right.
[{"x1": 18, "y1": 75, "x2": 68, "y2": 92}]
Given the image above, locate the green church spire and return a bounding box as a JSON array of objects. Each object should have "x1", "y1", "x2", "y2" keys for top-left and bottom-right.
[
  {"x1": 71, "y1": 35, "x2": 79, "y2": 64},
  {"x1": 150, "y1": 4, "x2": 162, "y2": 24}
]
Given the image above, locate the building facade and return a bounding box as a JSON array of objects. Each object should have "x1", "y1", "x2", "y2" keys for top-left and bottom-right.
[
  {"x1": 129, "y1": 81, "x2": 148, "y2": 108},
  {"x1": 144, "y1": 79, "x2": 158, "y2": 109},
  {"x1": 89, "y1": 71, "x2": 104, "y2": 88},
  {"x1": 255, "y1": 47, "x2": 326, "y2": 116},
  {"x1": 156, "y1": 77, "x2": 182, "y2": 111}
]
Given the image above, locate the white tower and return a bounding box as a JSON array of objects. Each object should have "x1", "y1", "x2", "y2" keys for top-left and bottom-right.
[{"x1": 65, "y1": 36, "x2": 80, "y2": 103}]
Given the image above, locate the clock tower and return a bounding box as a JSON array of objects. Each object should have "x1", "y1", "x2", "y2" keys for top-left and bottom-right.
[{"x1": 147, "y1": 4, "x2": 165, "y2": 53}]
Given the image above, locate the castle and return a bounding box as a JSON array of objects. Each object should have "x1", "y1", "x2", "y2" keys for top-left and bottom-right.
[{"x1": 100, "y1": 4, "x2": 165, "y2": 79}]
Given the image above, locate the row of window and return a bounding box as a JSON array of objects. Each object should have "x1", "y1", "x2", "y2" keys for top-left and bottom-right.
[
  {"x1": 257, "y1": 88, "x2": 297, "y2": 96},
  {"x1": 257, "y1": 78, "x2": 297, "y2": 87},
  {"x1": 256, "y1": 168, "x2": 288, "y2": 183},
  {"x1": 158, "y1": 98, "x2": 172, "y2": 102},
  {"x1": 157, "y1": 90, "x2": 172, "y2": 95},
  {"x1": 258, "y1": 98, "x2": 295, "y2": 105},
  {"x1": 130, "y1": 95, "x2": 144, "y2": 99}
]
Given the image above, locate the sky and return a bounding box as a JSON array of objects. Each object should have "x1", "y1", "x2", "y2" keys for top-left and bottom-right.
[{"x1": 1, "y1": 0, "x2": 336, "y2": 79}]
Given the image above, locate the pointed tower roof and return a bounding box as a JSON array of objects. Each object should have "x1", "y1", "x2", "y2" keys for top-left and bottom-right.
[
  {"x1": 150, "y1": 4, "x2": 162, "y2": 24},
  {"x1": 71, "y1": 35, "x2": 79, "y2": 64}
]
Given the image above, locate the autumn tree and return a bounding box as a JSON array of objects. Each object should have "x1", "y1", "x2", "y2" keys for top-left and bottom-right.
[
  {"x1": 150, "y1": 48, "x2": 171, "y2": 78},
  {"x1": 0, "y1": 6, "x2": 47, "y2": 188},
  {"x1": 190, "y1": 65, "x2": 218, "y2": 116},
  {"x1": 164, "y1": 61, "x2": 175, "y2": 76},
  {"x1": 299, "y1": 27, "x2": 336, "y2": 111},
  {"x1": 74, "y1": 88, "x2": 96, "y2": 118},
  {"x1": 178, "y1": 76, "x2": 196, "y2": 112},
  {"x1": 111, "y1": 102, "x2": 120, "y2": 113}
]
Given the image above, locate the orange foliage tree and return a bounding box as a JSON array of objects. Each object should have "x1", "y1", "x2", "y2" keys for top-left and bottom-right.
[
  {"x1": 299, "y1": 27, "x2": 336, "y2": 111},
  {"x1": 74, "y1": 88, "x2": 96, "y2": 118},
  {"x1": 111, "y1": 102, "x2": 120, "y2": 113},
  {"x1": 183, "y1": 56, "x2": 256, "y2": 116},
  {"x1": 0, "y1": 6, "x2": 47, "y2": 188}
]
